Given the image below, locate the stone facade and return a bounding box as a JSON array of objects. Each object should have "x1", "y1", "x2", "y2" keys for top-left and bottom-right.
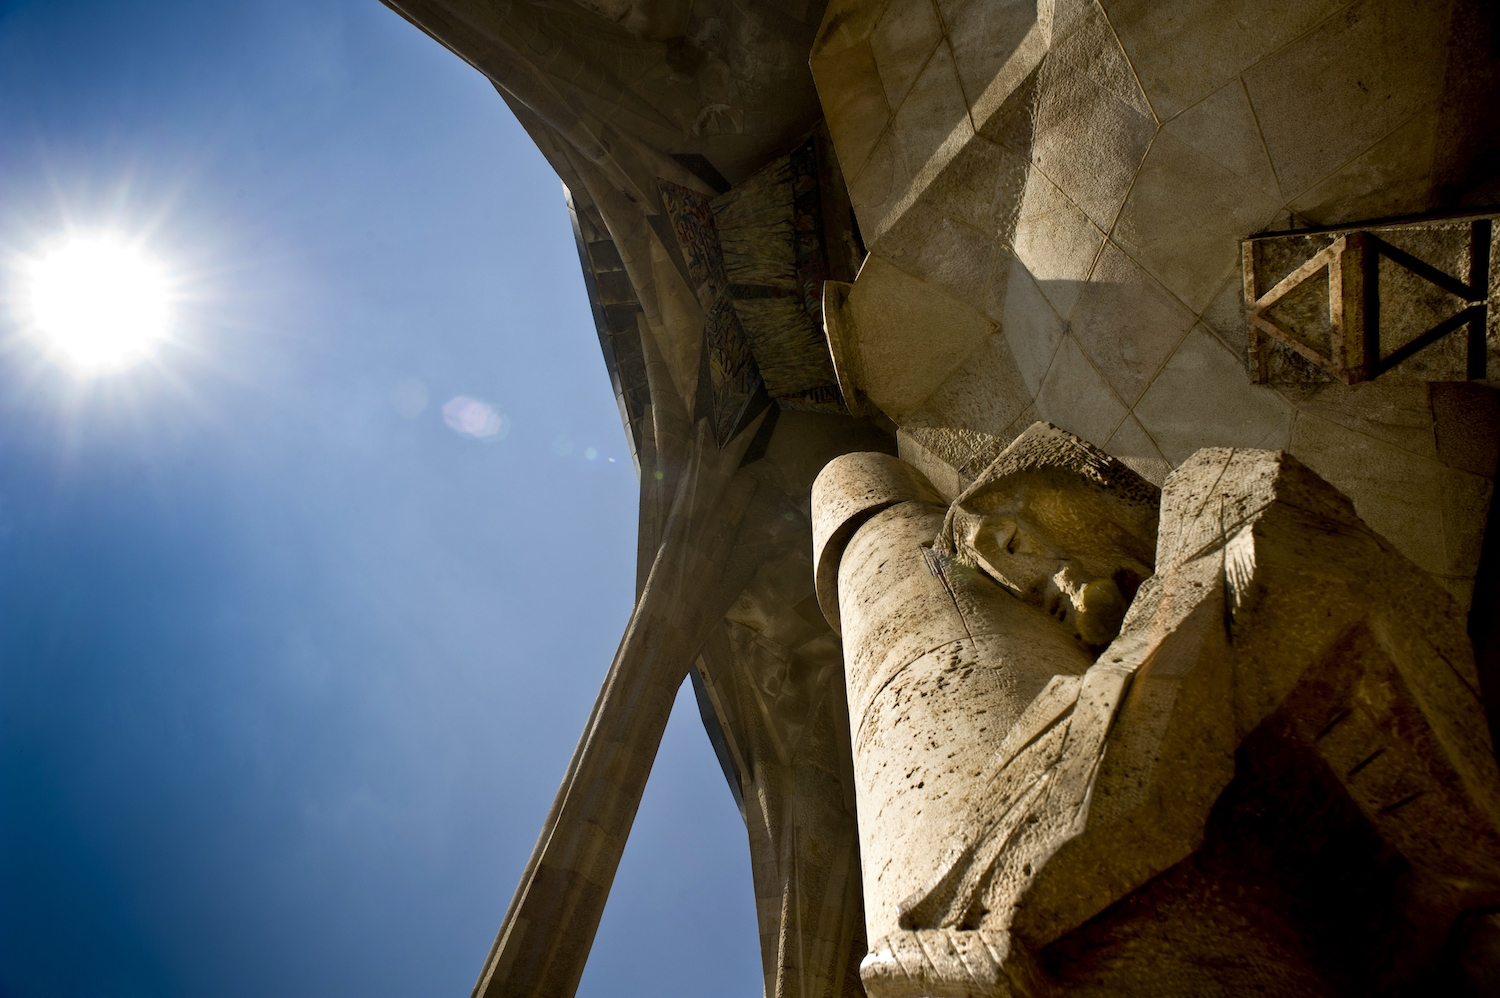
[
  {"x1": 381, "y1": 0, "x2": 1500, "y2": 994},
  {"x1": 809, "y1": 0, "x2": 1500, "y2": 610}
]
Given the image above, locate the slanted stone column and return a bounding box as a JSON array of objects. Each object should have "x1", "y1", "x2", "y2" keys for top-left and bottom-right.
[{"x1": 472, "y1": 414, "x2": 766, "y2": 998}]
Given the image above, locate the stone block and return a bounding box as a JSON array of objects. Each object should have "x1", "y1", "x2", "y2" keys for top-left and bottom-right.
[
  {"x1": 1133, "y1": 326, "x2": 1294, "y2": 465},
  {"x1": 868, "y1": 0, "x2": 945, "y2": 112},
  {"x1": 811, "y1": 0, "x2": 888, "y2": 62},
  {"x1": 896, "y1": 427, "x2": 964, "y2": 501},
  {"x1": 845, "y1": 126, "x2": 904, "y2": 236},
  {"x1": 1199, "y1": 272, "x2": 1250, "y2": 365},
  {"x1": 1296, "y1": 380, "x2": 1438, "y2": 459},
  {"x1": 875, "y1": 199, "x2": 1008, "y2": 319},
  {"x1": 1242, "y1": 0, "x2": 1450, "y2": 200},
  {"x1": 878, "y1": 40, "x2": 975, "y2": 239},
  {"x1": 1033, "y1": 334, "x2": 1128, "y2": 446},
  {"x1": 1430, "y1": 1, "x2": 1500, "y2": 202},
  {"x1": 913, "y1": 133, "x2": 1028, "y2": 242},
  {"x1": 1103, "y1": 0, "x2": 1347, "y2": 120},
  {"x1": 810, "y1": 5, "x2": 892, "y2": 182},
  {"x1": 1442, "y1": 465, "x2": 1494, "y2": 579},
  {"x1": 1010, "y1": 165, "x2": 1105, "y2": 320},
  {"x1": 1105, "y1": 413, "x2": 1172, "y2": 486},
  {"x1": 1436, "y1": 574, "x2": 1476, "y2": 610},
  {"x1": 1431, "y1": 382, "x2": 1500, "y2": 477},
  {"x1": 896, "y1": 332, "x2": 1035, "y2": 497},
  {"x1": 1000, "y1": 261, "x2": 1066, "y2": 397},
  {"x1": 973, "y1": 53, "x2": 1043, "y2": 154},
  {"x1": 905, "y1": 333, "x2": 1033, "y2": 440},
  {"x1": 1163, "y1": 77, "x2": 1282, "y2": 199},
  {"x1": 1068, "y1": 241, "x2": 1197, "y2": 406},
  {"x1": 844, "y1": 253, "x2": 994, "y2": 421},
  {"x1": 1288, "y1": 104, "x2": 1440, "y2": 228},
  {"x1": 1114, "y1": 128, "x2": 1282, "y2": 312},
  {"x1": 937, "y1": 0, "x2": 1046, "y2": 127},
  {"x1": 1290, "y1": 410, "x2": 1448, "y2": 574},
  {"x1": 893, "y1": 418, "x2": 1045, "y2": 507},
  {"x1": 1029, "y1": 9, "x2": 1156, "y2": 231}
]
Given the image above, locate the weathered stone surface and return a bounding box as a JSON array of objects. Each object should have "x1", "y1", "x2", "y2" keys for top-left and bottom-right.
[
  {"x1": 1031, "y1": 335, "x2": 1127, "y2": 448},
  {"x1": 1134, "y1": 326, "x2": 1293, "y2": 464},
  {"x1": 814, "y1": 424, "x2": 1500, "y2": 995},
  {"x1": 841, "y1": 255, "x2": 994, "y2": 422},
  {"x1": 381, "y1": 2, "x2": 1500, "y2": 994},
  {"x1": 812, "y1": 450, "x2": 943, "y2": 634},
  {"x1": 807, "y1": 0, "x2": 1500, "y2": 604}
]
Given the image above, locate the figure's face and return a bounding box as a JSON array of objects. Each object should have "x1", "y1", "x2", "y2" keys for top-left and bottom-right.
[{"x1": 952, "y1": 480, "x2": 1152, "y2": 649}]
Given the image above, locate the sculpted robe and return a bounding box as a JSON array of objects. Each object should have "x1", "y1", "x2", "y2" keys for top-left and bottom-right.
[{"x1": 813, "y1": 422, "x2": 1500, "y2": 997}]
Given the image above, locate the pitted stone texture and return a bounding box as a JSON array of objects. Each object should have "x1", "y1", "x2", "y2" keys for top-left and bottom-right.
[
  {"x1": 813, "y1": 451, "x2": 944, "y2": 633},
  {"x1": 813, "y1": 442, "x2": 1500, "y2": 995},
  {"x1": 834, "y1": 499, "x2": 1093, "y2": 947},
  {"x1": 893, "y1": 335, "x2": 1037, "y2": 497}
]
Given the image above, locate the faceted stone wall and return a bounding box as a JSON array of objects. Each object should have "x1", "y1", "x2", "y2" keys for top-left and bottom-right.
[{"x1": 811, "y1": 0, "x2": 1500, "y2": 608}]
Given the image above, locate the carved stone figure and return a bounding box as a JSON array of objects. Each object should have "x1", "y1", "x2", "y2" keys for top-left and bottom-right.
[{"x1": 813, "y1": 422, "x2": 1500, "y2": 996}]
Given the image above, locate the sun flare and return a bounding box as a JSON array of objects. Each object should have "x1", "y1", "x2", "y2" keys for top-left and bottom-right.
[{"x1": 22, "y1": 234, "x2": 173, "y2": 371}]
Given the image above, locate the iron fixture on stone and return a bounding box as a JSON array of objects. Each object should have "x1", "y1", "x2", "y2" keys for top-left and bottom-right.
[{"x1": 1243, "y1": 212, "x2": 1497, "y2": 387}]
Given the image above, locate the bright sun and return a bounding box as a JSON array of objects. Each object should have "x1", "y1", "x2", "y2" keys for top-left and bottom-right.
[{"x1": 22, "y1": 234, "x2": 173, "y2": 371}]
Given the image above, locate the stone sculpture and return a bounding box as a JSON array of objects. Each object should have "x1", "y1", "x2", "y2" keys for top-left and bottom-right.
[
  {"x1": 813, "y1": 422, "x2": 1500, "y2": 995},
  {"x1": 375, "y1": 0, "x2": 1500, "y2": 992}
]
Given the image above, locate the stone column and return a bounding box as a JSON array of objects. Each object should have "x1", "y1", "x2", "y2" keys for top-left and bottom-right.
[{"x1": 811, "y1": 452, "x2": 1097, "y2": 956}]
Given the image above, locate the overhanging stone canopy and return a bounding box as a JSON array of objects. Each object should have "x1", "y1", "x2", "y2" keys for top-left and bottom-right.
[{"x1": 380, "y1": 1, "x2": 1500, "y2": 994}]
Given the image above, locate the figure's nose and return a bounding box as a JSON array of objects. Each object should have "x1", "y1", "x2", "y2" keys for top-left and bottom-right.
[{"x1": 963, "y1": 515, "x2": 1059, "y2": 594}]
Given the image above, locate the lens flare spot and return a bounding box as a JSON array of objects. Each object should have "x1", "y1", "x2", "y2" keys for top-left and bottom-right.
[
  {"x1": 442, "y1": 396, "x2": 509, "y2": 440},
  {"x1": 21, "y1": 233, "x2": 174, "y2": 371},
  {"x1": 584, "y1": 447, "x2": 598, "y2": 461}
]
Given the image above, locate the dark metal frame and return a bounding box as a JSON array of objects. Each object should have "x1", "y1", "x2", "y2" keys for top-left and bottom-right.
[{"x1": 1245, "y1": 217, "x2": 1492, "y2": 384}]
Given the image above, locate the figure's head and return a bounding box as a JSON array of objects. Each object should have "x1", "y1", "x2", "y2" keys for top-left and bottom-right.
[{"x1": 939, "y1": 423, "x2": 1160, "y2": 649}]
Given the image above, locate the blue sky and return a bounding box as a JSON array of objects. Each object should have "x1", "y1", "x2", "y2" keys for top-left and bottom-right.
[{"x1": 0, "y1": 2, "x2": 759, "y2": 995}]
